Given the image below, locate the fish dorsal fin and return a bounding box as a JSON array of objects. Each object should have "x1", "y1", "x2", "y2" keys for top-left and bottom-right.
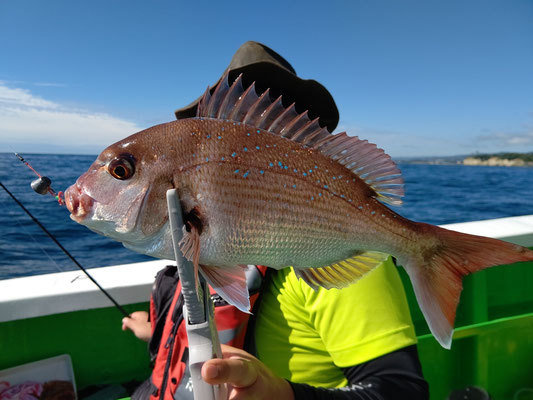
[
  {"x1": 312, "y1": 132, "x2": 404, "y2": 205},
  {"x1": 196, "y1": 72, "x2": 404, "y2": 205},
  {"x1": 196, "y1": 70, "x2": 330, "y2": 145},
  {"x1": 295, "y1": 251, "x2": 389, "y2": 290}
]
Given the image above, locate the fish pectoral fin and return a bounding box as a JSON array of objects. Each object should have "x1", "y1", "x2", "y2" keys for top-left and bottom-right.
[
  {"x1": 200, "y1": 264, "x2": 250, "y2": 313},
  {"x1": 178, "y1": 224, "x2": 201, "y2": 290},
  {"x1": 295, "y1": 251, "x2": 390, "y2": 290}
]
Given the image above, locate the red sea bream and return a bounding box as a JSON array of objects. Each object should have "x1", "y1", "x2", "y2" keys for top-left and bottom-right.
[{"x1": 65, "y1": 74, "x2": 533, "y2": 349}]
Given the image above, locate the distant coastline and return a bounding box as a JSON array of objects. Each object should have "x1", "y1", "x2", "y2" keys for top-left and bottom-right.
[
  {"x1": 398, "y1": 152, "x2": 533, "y2": 167},
  {"x1": 463, "y1": 153, "x2": 533, "y2": 167}
]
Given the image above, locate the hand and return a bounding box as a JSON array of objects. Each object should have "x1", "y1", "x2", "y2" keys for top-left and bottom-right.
[
  {"x1": 201, "y1": 344, "x2": 294, "y2": 400},
  {"x1": 122, "y1": 311, "x2": 152, "y2": 342}
]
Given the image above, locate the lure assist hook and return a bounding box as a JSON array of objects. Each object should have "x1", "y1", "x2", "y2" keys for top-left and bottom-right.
[{"x1": 14, "y1": 153, "x2": 65, "y2": 205}]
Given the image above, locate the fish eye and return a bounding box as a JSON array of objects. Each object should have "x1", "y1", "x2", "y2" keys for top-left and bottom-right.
[{"x1": 108, "y1": 155, "x2": 135, "y2": 180}]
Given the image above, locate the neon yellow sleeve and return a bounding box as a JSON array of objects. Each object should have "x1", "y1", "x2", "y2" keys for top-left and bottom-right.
[
  {"x1": 255, "y1": 257, "x2": 417, "y2": 387},
  {"x1": 301, "y1": 257, "x2": 417, "y2": 367}
]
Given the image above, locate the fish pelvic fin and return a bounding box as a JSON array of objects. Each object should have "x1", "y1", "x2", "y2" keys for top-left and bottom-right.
[
  {"x1": 195, "y1": 71, "x2": 404, "y2": 206},
  {"x1": 403, "y1": 223, "x2": 533, "y2": 350},
  {"x1": 200, "y1": 264, "x2": 250, "y2": 313},
  {"x1": 295, "y1": 251, "x2": 390, "y2": 290}
]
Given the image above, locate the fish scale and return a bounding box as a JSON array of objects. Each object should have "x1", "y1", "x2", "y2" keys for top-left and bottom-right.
[
  {"x1": 177, "y1": 120, "x2": 372, "y2": 247},
  {"x1": 182, "y1": 164, "x2": 359, "y2": 268}
]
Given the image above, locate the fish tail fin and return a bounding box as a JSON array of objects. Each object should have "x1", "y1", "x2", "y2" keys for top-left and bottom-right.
[{"x1": 403, "y1": 223, "x2": 533, "y2": 349}]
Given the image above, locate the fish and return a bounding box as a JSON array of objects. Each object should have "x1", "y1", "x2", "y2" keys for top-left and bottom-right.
[{"x1": 65, "y1": 73, "x2": 533, "y2": 349}]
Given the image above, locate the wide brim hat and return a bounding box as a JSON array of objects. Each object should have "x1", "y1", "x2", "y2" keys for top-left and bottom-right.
[{"x1": 175, "y1": 41, "x2": 339, "y2": 132}]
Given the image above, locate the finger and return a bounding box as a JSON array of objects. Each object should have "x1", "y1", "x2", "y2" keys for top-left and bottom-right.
[
  {"x1": 131, "y1": 311, "x2": 147, "y2": 320},
  {"x1": 122, "y1": 317, "x2": 137, "y2": 331},
  {"x1": 202, "y1": 357, "x2": 257, "y2": 388}
]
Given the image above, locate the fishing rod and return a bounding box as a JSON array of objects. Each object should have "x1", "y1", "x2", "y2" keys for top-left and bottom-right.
[{"x1": 2, "y1": 154, "x2": 130, "y2": 318}]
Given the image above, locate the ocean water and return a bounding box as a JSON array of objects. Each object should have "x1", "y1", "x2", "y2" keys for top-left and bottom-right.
[{"x1": 1, "y1": 152, "x2": 532, "y2": 280}]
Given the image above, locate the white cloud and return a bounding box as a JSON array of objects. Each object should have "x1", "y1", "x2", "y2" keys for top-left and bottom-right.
[
  {"x1": 0, "y1": 85, "x2": 58, "y2": 109},
  {"x1": 477, "y1": 130, "x2": 533, "y2": 147},
  {"x1": 0, "y1": 83, "x2": 142, "y2": 154}
]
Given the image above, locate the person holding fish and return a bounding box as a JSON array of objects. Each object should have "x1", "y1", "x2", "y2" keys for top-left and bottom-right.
[
  {"x1": 67, "y1": 42, "x2": 532, "y2": 398},
  {"x1": 113, "y1": 41, "x2": 429, "y2": 400}
]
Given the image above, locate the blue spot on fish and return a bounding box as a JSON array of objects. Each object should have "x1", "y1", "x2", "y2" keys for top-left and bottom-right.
[
  {"x1": 234, "y1": 169, "x2": 239, "y2": 173},
  {"x1": 292, "y1": 184, "x2": 296, "y2": 188},
  {"x1": 218, "y1": 136, "x2": 222, "y2": 139},
  {"x1": 247, "y1": 133, "x2": 250, "y2": 136},
  {"x1": 231, "y1": 152, "x2": 237, "y2": 157},
  {"x1": 257, "y1": 129, "x2": 260, "y2": 133},
  {"x1": 324, "y1": 185, "x2": 328, "y2": 189},
  {"x1": 221, "y1": 156, "x2": 225, "y2": 161},
  {"x1": 293, "y1": 169, "x2": 297, "y2": 173},
  {"x1": 278, "y1": 161, "x2": 282, "y2": 167},
  {"x1": 269, "y1": 162, "x2": 274, "y2": 167},
  {"x1": 284, "y1": 166, "x2": 288, "y2": 169},
  {"x1": 260, "y1": 170, "x2": 264, "y2": 174},
  {"x1": 205, "y1": 157, "x2": 209, "y2": 162},
  {"x1": 206, "y1": 135, "x2": 210, "y2": 139},
  {"x1": 371, "y1": 211, "x2": 376, "y2": 215},
  {"x1": 243, "y1": 171, "x2": 249, "y2": 178},
  {"x1": 303, "y1": 172, "x2": 307, "y2": 176},
  {"x1": 256, "y1": 146, "x2": 260, "y2": 150},
  {"x1": 243, "y1": 147, "x2": 248, "y2": 152},
  {"x1": 318, "y1": 193, "x2": 322, "y2": 197}
]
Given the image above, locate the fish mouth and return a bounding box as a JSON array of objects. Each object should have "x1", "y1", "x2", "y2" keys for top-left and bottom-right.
[{"x1": 65, "y1": 184, "x2": 95, "y2": 222}]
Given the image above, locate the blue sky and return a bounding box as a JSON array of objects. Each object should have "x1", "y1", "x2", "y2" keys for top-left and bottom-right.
[{"x1": 1, "y1": 0, "x2": 532, "y2": 157}]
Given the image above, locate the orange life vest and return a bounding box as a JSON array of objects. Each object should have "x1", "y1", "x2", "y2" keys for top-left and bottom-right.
[{"x1": 147, "y1": 265, "x2": 268, "y2": 400}]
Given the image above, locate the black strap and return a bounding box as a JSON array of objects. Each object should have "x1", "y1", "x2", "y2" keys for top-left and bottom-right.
[
  {"x1": 148, "y1": 266, "x2": 180, "y2": 362},
  {"x1": 243, "y1": 267, "x2": 274, "y2": 356}
]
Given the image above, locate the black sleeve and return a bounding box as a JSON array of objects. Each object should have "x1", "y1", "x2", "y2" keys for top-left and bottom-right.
[{"x1": 288, "y1": 345, "x2": 429, "y2": 400}]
